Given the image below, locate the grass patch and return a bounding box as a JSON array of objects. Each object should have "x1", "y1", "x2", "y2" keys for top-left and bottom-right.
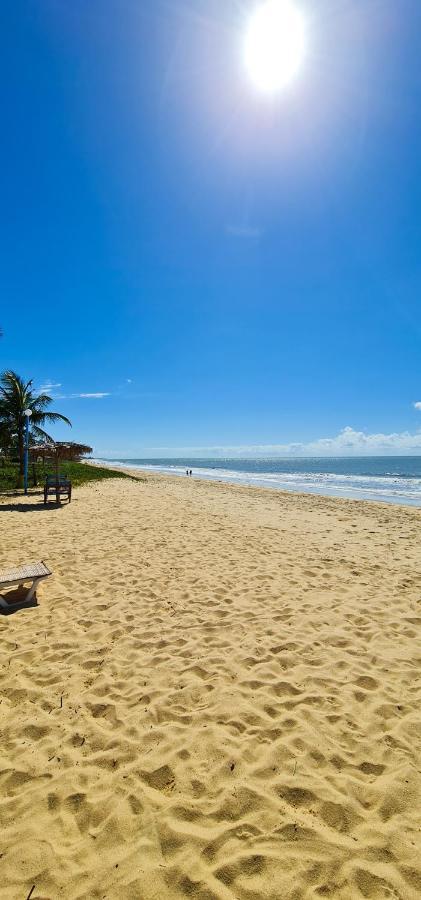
[{"x1": 0, "y1": 459, "x2": 139, "y2": 494}]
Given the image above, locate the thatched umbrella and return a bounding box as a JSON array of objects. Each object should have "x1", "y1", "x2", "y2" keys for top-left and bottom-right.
[{"x1": 29, "y1": 442, "x2": 93, "y2": 479}]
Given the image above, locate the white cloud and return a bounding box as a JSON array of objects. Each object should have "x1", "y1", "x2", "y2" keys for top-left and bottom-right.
[
  {"x1": 413, "y1": 402, "x2": 421, "y2": 411},
  {"x1": 40, "y1": 381, "x2": 61, "y2": 392},
  {"x1": 299, "y1": 426, "x2": 421, "y2": 455},
  {"x1": 126, "y1": 378, "x2": 132, "y2": 384},
  {"x1": 74, "y1": 392, "x2": 111, "y2": 399},
  {"x1": 140, "y1": 426, "x2": 421, "y2": 457},
  {"x1": 38, "y1": 383, "x2": 111, "y2": 400}
]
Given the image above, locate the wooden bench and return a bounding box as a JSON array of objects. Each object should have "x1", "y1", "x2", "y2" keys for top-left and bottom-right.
[
  {"x1": 44, "y1": 475, "x2": 72, "y2": 505},
  {"x1": 0, "y1": 561, "x2": 52, "y2": 610}
]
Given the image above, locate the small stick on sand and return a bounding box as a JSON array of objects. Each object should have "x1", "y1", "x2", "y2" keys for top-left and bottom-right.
[{"x1": 26, "y1": 886, "x2": 35, "y2": 900}]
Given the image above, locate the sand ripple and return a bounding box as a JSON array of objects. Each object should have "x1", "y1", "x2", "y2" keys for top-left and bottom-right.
[{"x1": 1, "y1": 476, "x2": 421, "y2": 898}]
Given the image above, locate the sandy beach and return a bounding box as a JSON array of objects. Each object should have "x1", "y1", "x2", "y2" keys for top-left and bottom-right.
[{"x1": 1, "y1": 471, "x2": 421, "y2": 899}]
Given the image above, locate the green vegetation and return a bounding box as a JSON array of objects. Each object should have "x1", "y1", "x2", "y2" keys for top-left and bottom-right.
[
  {"x1": 0, "y1": 369, "x2": 140, "y2": 495},
  {"x1": 0, "y1": 370, "x2": 71, "y2": 486},
  {"x1": 0, "y1": 459, "x2": 138, "y2": 495}
]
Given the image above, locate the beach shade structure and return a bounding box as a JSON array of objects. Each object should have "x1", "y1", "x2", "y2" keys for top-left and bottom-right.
[
  {"x1": 0, "y1": 561, "x2": 51, "y2": 612},
  {"x1": 29, "y1": 441, "x2": 92, "y2": 469}
]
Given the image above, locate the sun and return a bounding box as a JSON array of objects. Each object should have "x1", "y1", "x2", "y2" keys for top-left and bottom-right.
[{"x1": 244, "y1": 0, "x2": 306, "y2": 93}]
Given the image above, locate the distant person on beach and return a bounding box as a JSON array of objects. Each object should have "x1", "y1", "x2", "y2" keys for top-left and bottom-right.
[
  {"x1": 186, "y1": 469, "x2": 189, "y2": 476},
  {"x1": 190, "y1": 469, "x2": 193, "y2": 477}
]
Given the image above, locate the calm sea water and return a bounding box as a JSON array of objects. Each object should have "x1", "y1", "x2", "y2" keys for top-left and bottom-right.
[{"x1": 96, "y1": 457, "x2": 421, "y2": 506}]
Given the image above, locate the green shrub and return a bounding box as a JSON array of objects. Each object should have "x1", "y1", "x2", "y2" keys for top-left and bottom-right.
[{"x1": 0, "y1": 459, "x2": 140, "y2": 494}]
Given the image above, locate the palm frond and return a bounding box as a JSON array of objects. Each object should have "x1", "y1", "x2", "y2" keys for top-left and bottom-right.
[
  {"x1": 0, "y1": 368, "x2": 72, "y2": 474},
  {"x1": 31, "y1": 393, "x2": 53, "y2": 410},
  {"x1": 40, "y1": 411, "x2": 72, "y2": 427},
  {"x1": 30, "y1": 424, "x2": 55, "y2": 443}
]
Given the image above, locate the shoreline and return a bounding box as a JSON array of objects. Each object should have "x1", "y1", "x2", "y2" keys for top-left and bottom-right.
[{"x1": 87, "y1": 457, "x2": 421, "y2": 514}]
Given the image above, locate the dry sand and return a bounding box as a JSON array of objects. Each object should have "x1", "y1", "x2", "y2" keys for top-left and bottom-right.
[{"x1": 1, "y1": 472, "x2": 421, "y2": 900}]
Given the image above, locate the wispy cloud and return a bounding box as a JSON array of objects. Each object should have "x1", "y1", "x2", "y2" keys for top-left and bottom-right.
[
  {"x1": 40, "y1": 381, "x2": 62, "y2": 392},
  {"x1": 73, "y1": 392, "x2": 111, "y2": 399},
  {"x1": 413, "y1": 402, "x2": 421, "y2": 410},
  {"x1": 225, "y1": 224, "x2": 261, "y2": 239},
  {"x1": 40, "y1": 387, "x2": 111, "y2": 400},
  {"x1": 138, "y1": 426, "x2": 421, "y2": 457},
  {"x1": 126, "y1": 378, "x2": 133, "y2": 384}
]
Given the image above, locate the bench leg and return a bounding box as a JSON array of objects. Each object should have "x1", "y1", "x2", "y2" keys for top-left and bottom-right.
[
  {"x1": 0, "y1": 578, "x2": 41, "y2": 610},
  {"x1": 25, "y1": 578, "x2": 41, "y2": 604}
]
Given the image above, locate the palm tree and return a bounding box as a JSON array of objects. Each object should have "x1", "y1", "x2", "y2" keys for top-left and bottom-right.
[{"x1": 0, "y1": 371, "x2": 71, "y2": 486}]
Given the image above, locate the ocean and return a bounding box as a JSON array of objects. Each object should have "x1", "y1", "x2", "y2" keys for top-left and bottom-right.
[{"x1": 96, "y1": 456, "x2": 421, "y2": 506}]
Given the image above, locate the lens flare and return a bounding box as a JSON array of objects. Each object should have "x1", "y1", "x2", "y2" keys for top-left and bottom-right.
[{"x1": 244, "y1": 0, "x2": 306, "y2": 92}]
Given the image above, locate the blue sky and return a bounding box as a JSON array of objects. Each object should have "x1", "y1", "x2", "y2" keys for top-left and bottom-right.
[{"x1": 2, "y1": 0, "x2": 421, "y2": 457}]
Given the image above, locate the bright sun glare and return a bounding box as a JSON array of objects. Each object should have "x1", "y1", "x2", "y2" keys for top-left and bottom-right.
[{"x1": 244, "y1": 0, "x2": 305, "y2": 93}]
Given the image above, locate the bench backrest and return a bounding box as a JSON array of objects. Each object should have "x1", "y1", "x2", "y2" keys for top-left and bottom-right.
[{"x1": 45, "y1": 475, "x2": 71, "y2": 485}]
